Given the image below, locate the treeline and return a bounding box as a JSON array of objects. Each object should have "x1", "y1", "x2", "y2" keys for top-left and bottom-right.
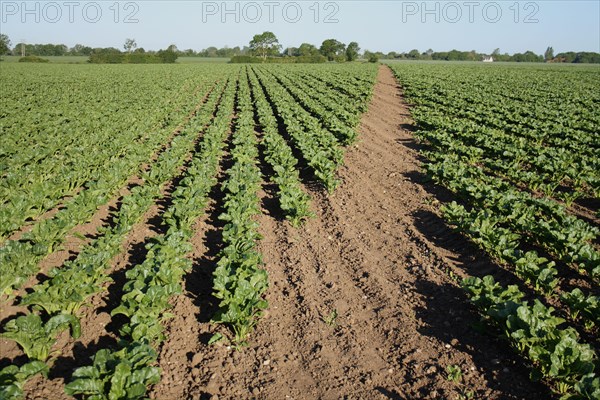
[
  {"x1": 7, "y1": 42, "x2": 247, "y2": 58},
  {"x1": 368, "y1": 48, "x2": 543, "y2": 62},
  {"x1": 8, "y1": 43, "x2": 178, "y2": 63},
  {"x1": 169, "y1": 46, "x2": 600, "y2": 64},
  {"x1": 88, "y1": 48, "x2": 178, "y2": 64},
  {"x1": 552, "y1": 52, "x2": 600, "y2": 64},
  {"x1": 230, "y1": 55, "x2": 326, "y2": 64},
  {"x1": 241, "y1": 33, "x2": 363, "y2": 63},
  {"x1": 194, "y1": 46, "x2": 249, "y2": 57},
  {"x1": 368, "y1": 49, "x2": 600, "y2": 63},
  {"x1": 10, "y1": 43, "x2": 93, "y2": 56},
  {"x1": 4, "y1": 37, "x2": 599, "y2": 64}
]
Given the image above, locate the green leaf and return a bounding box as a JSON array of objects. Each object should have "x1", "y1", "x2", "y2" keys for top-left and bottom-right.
[
  {"x1": 208, "y1": 333, "x2": 223, "y2": 345},
  {"x1": 64, "y1": 378, "x2": 104, "y2": 395}
]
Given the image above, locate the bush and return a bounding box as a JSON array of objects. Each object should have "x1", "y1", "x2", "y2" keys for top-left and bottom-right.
[
  {"x1": 295, "y1": 55, "x2": 327, "y2": 63},
  {"x1": 89, "y1": 51, "x2": 124, "y2": 64},
  {"x1": 368, "y1": 54, "x2": 379, "y2": 63},
  {"x1": 126, "y1": 52, "x2": 154, "y2": 64},
  {"x1": 19, "y1": 56, "x2": 49, "y2": 63},
  {"x1": 156, "y1": 49, "x2": 178, "y2": 64},
  {"x1": 230, "y1": 56, "x2": 267, "y2": 63}
]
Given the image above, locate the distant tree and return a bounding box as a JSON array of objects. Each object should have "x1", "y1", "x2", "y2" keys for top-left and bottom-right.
[
  {"x1": 298, "y1": 43, "x2": 319, "y2": 57},
  {"x1": 13, "y1": 43, "x2": 24, "y2": 56},
  {"x1": 446, "y1": 50, "x2": 467, "y2": 61},
  {"x1": 249, "y1": 31, "x2": 281, "y2": 60},
  {"x1": 167, "y1": 44, "x2": 178, "y2": 53},
  {"x1": 407, "y1": 49, "x2": 421, "y2": 59},
  {"x1": 0, "y1": 38, "x2": 9, "y2": 55},
  {"x1": 573, "y1": 52, "x2": 600, "y2": 64},
  {"x1": 367, "y1": 52, "x2": 379, "y2": 63},
  {"x1": 512, "y1": 50, "x2": 543, "y2": 62},
  {"x1": 93, "y1": 47, "x2": 121, "y2": 54},
  {"x1": 217, "y1": 47, "x2": 236, "y2": 57},
  {"x1": 282, "y1": 47, "x2": 299, "y2": 57},
  {"x1": 494, "y1": 52, "x2": 512, "y2": 62},
  {"x1": 71, "y1": 43, "x2": 83, "y2": 54},
  {"x1": 0, "y1": 34, "x2": 10, "y2": 55},
  {"x1": 556, "y1": 52, "x2": 576, "y2": 63},
  {"x1": 124, "y1": 38, "x2": 137, "y2": 53},
  {"x1": 70, "y1": 44, "x2": 93, "y2": 56},
  {"x1": 544, "y1": 46, "x2": 554, "y2": 61},
  {"x1": 346, "y1": 41, "x2": 360, "y2": 61},
  {"x1": 157, "y1": 48, "x2": 178, "y2": 63},
  {"x1": 386, "y1": 51, "x2": 399, "y2": 59},
  {"x1": 320, "y1": 39, "x2": 345, "y2": 61},
  {"x1": 205, "y1": 46, "x2": 218, "y2": 57},
  {"x1": 31, "y1": 44, "x2": 68, "y2": 56},
  {"x1": 431, "y1": 51, "x2": 448, "y2": 60},
  {"x1": 492, "y1": 48, "x2": 500, "y2": 56}
]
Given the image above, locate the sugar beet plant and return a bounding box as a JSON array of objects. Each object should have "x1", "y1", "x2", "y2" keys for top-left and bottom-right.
[
  {"x1": 0, "y1": 69, "x2": 221, "y2": 299},
  {"x1": 212, "y1": 69, "x2": 269, "y2": 345},
  {"x1": 0, "y1": 63, "x2": 378, "y2": 398},
  {"x1": 252, "y1": 67, "x2": 344, "y2": 192},
  {"x1": 65, "y1": 75, "x2": 237, "y2": 399},
  {"x1": 0, "y1": 65, "x2": 209, "y2": 242},
  {"x1": 463, "y1": 277, "x2": 599, "y2": 399},
  {"x1": 247, "y1": 67, "x2": 313, "y2": 227},
  {"x1": 389, "y1": 63, "x2": 600, "y2": 398},
  {"x1": 263, "y1": 68, "x2": 359, "y2": 145},
  {"x1": 0, "y1": 77, "x2": 229, "y2": 399}
]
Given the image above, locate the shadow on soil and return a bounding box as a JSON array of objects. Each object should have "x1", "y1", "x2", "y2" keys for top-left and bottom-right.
[
  {"x1": 50, "y1": 335, "x2": 119, "y2": 381},
  {"x1": 413, "y1": 278, "x2": 552, "y2": 400},
  {"x1": 395, "y1": 133, "x2": 554, "y2": 399},
  {"x1": 184, "y1": 134, "x2": 234, "y2": 344}
]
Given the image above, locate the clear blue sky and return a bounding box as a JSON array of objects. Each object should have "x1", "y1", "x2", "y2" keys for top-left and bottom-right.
[{"x1": 1, "y1": 1, "x2": 599, "y2": 54}]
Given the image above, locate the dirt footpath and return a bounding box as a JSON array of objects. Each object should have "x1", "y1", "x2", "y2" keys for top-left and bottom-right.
[{"x1": 150, "y1": 66, "x2": 549, "y2": 400}]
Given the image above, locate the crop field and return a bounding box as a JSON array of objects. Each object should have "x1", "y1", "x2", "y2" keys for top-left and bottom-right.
[
  {"x1": 389, "y1": 63, "x2": 599, "y2": 398},
  {"x1": 0, "y1": 62, "x2": 598, "y2": 399}
]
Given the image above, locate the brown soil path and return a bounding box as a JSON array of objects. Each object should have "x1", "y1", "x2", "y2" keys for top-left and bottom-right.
[{"x1": 149, "y1": 66, "x2": 549, "y2": 399}]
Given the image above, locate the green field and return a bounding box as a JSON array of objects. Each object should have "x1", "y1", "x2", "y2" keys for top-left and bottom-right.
[
  {"x1": 0, "y1": 61, "x2": 598, "y2": 399},
  {"x1": 0, "y1": 62, "x2": 378, "y2": 399},
  {"x1": 390, "y1": 62, "x2": 599, "y2": 398}
]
